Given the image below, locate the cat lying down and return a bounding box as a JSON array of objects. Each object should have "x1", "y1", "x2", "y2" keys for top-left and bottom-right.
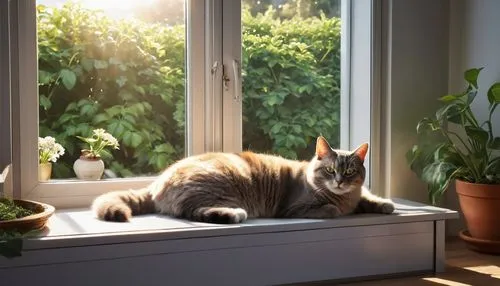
[{"x1": 92, "y1": 136, "x2": 395, "y2": 224}]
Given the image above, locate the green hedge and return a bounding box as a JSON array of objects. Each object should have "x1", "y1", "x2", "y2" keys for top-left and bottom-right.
[
  {"x1": 37, "y1": 3, "x2": 341, "y2": 178},
  {"x1": 242, "y1": 9, "x2": 340, "y2": 159}
]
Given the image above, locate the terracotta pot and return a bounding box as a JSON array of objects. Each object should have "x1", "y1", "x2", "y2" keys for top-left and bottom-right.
[
  {"x1": 0, "y1": 199, "x2": 55, "y2": 233},
  {"x1": 38, "y1": 162, "x2": 52, "y2": 182},
  {"x1": 456, "y1": 179, "x2": 500, "y2": 240},
  {"x1": 73, "y1": 157, "x2": 105, "y2": 180}
]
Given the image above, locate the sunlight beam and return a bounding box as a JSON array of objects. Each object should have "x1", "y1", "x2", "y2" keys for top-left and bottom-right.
[
  {"x1": 38, "y1": 0, "x2": 160, "y2": 20},
  {"x1": 422, "y1": 277, "x2": 472, "y2": 286},
  {"x1": 464, "y1": 265, "x2": 500, "y2": 279}
]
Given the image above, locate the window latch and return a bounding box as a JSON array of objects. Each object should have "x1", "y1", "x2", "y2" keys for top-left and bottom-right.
[
  {"x1": 211, "y1": 61, "x2": 219, "y2": 74},
  {"x1": 232, "y1": 59, "x2": 241, "y2": 102},
  {"x1": 222, "y1": 64, "x2": 230, "y2": 91},
  {"x1": 221, "y1": 61, "x2": 241, "y2": 102}
]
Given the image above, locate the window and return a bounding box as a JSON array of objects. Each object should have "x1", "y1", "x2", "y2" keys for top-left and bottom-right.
[
  {"x1": 241, "y1": 0, "x2": 342, "y2": 160},
  {"x1": 4, "y1": 0, "x2": 376, "y2": 208},
  {"x1": 37, "y1": 0, "x2": 186, "y2": 179}
]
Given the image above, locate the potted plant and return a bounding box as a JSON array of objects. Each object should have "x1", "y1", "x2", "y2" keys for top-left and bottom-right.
[
  {"x1": 407, "y1": 67, "x2": 500, "y2": 253},
  {"x1": 38, "y1": 136, "x2": 65, "y2": 181},
  {"x1": 74, "y1": 128, "x2": 120, "y2": 180},
  {"x1": 1, "y1": 166, "x2": 54, "y2": 258}
]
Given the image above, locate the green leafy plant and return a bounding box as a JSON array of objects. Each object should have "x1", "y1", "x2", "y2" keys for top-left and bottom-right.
[
  {"x1": 0, "y1": 198, "x2": 35, "y2": 221},
  {"x1": 0, "y1": 229, "x2": 43, "y2": 258},
  {"x1": 37, "y1": 2, "x2": 341, "y2": 177},
  {"x1": 77, "y1": 129, "x2": 120, "y2": 159},
  {"x1": 0, "y1": 230, "x2": 25, "y2": 258},
  {"x1": 0, "y1": 199, "x2": 39, "y2": 258},
  {"x1": 242, "y1": 7, "x2": 341, "y2": 159},
  {"x1": 407, "y1": 68, "x2": 500, "y2": 204}
]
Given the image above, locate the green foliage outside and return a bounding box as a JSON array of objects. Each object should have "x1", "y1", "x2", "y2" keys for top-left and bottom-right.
[
  {"x1": 37, "y1": 2, "x2": 341, "y2": 178},
  {"x1": 242, "y1": 8, "x2": 340, "y2": 159},
  {"x1": 38, "y1": 3, "x2": 184, "y2": 178}
]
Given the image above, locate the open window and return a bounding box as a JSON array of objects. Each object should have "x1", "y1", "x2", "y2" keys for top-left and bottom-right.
[{"x1": 4, "y1": 0, "x2": 375, "y2": 209}]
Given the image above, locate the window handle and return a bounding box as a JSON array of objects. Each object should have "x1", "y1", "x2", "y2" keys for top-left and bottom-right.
[
  {"x1": 222, "y1": 65, "x2": 230, "y2": 91},
  {"x1": 232, "y1": 59, "x2": 241, "y2": 102},
  {"x1": 211, "y1": 61, "x2": 219, "y2": 74}
]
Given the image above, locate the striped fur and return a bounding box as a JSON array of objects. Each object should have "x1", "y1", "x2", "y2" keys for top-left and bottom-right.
[{"x1": 92, "y1": 136, "x2": 394, "y2": 223}]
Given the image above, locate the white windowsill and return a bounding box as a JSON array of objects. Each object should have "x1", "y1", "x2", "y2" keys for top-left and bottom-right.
[
  {"x1": 21, "y1": 198, "x2": 457, "y2": 251},
  {"x1": 0, "y1": 198, "x2": 458, "y2": 281}
]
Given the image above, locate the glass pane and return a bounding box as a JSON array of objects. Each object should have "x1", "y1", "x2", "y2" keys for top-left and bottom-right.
[
  {"x1": 36, "y1": 0, "x2": 186, "y2": 179},
  {"x1": 242, "y1": 0, "x2": 342, "y2": 160}
]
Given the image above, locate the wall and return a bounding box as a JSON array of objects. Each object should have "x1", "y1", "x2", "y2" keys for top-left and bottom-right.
[
  {"x1": 445, "y1": 0, "x2": 500, "y2": 235},
  {"x1": 382, "y1": 0, "x2": 500, "y2": 236},
  {"x1": 0, "y1": 0, "x2": 12, "y2": 172},
  {"x1": 380, "y1": 0, "x2": 450, "y2": 203}
]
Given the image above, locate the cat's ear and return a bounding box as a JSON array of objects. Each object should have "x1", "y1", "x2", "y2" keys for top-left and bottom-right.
[
  {"x1": 315, "y1": 136, "x2": 333, "y2": 160},
  {"x1": 353, "y1": 143, "x2": 369, "y2": 161}
]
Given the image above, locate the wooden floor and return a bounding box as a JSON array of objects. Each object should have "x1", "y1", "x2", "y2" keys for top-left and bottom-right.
[{"x1": 305, "y1": 238, "x2": 500, "y2": 286}]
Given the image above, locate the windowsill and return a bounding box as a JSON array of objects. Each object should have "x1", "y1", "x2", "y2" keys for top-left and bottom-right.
[
  {"x1": 23, "y1": 198, "x2": 458, "y2": 251},
  {"x1": 1, "y1": 198, "x2": 458, "y2": 282}
]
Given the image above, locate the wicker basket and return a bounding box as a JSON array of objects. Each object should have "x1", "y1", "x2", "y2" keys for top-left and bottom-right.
[{"x1": 0, "y1": 200, "x2": 55, "y2": 233}]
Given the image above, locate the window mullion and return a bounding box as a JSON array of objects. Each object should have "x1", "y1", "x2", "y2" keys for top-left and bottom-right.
[
  {"x1": 186, "y1": 0, "x2": 208, "y2": 156},
  {"x1": 204, "y1": 0, "x2": 224, "y2": 153},
  {"x1": 349, "y1": 0, "x2": 378, "y2": 192},
  {"x1": 221, "y1": 0, "x2": 242, "y2": 153},
  {"x1": 340, "y1": 0, "x2": 352, "y2": 150},
  {"x1": 12, "y1": 0, "x2": 39, "y2": 199}
]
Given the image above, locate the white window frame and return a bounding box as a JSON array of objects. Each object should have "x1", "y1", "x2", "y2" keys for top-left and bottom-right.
[
  {"x1": 349, "y1": 0, "x2": 379, "y2": 192},
  {"x1": 4, "y1": 0, "x2": 379, "y2": 208},
  {"x1": 221, "y1": 0, "x2": 242, "y2": 152},
  {"x1": 220, "y1": 0, "x2": 377, "y2": 192}
]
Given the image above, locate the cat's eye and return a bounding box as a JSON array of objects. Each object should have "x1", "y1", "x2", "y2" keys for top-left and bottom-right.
[
  {"x1": 345, "y1": 168, "x2": 356, "y2": 175},
  {"x1": 325, "y1": 166, "x2": 335, "y2": 174}
]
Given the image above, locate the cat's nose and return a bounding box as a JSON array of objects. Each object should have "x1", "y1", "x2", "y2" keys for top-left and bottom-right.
[{"x1": 335, "y1": 176, "x2": 343, "y2": 187}]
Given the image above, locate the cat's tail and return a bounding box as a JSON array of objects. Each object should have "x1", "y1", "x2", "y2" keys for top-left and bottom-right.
[{"x1": 91, "y1": 188, "x2": 156, "y2": 222}]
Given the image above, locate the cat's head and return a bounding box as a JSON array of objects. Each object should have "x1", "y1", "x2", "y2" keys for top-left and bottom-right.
[{"x1": 306, "y1": 136, "x2": 368, "y2": 195}]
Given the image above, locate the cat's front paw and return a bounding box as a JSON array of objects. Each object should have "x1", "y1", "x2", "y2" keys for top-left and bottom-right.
[{"x1": 379, "y1": 202, "x2": 395, "y2": 214}]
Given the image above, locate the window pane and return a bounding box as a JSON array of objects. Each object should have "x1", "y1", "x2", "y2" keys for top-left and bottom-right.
[
  {"x1": 37, "y1": 0, "x2": 186, "y2": 179},
  {"x1": 242, "y1": 0, "x2": 341, "y2": 160}
]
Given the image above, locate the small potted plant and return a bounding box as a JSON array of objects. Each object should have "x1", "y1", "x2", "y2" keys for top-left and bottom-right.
[
  {"x1": 38, "y1": 136, "x2": 65, "y2": 181},
  {"x1": 1, "y1": 166, "x2": 55, "y2": 258},
  {"x1": 407, "y1": 67, "x2": 500, "y2": 253},
  {"x1": 73, "y1": 129, "x2": 119, "y2": 180}
]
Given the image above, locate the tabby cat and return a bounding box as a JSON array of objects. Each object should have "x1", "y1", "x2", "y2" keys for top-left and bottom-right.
[{"x1": 92, "y1": 136, "x2": 395, "y2": 223}]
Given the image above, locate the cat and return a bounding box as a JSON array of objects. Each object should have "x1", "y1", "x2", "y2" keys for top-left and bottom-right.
[{"x1": 92, "y1": 136, "x2": 395, "y2": 223}]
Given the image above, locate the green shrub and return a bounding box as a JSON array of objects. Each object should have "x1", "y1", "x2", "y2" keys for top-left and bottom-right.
[
  {"x1": 242, "y1": 8, "x2": 340, "y2": 159},
  {"x1": 37, "y1": 2, "x2": 341, "y2": 177}
]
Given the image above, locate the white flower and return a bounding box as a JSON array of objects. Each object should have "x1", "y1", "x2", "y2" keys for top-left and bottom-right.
[
  {"x1": 38, "y1": 136, "x2": 65, "y2": 163},
  {"x1": 78, "y1": 128, "x2": 120, "y2": 158},
  {"x1": 92, "y1": 128, "x2": 107, "y2": 138},
  {"x1": 101, "y1": 132, "x2": 120, "y2": 149},
  {"x1": 92, "y1": 128, "x2": 119, "y2": 149}
]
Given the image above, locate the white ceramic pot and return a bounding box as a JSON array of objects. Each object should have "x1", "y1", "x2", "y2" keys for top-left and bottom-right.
[
  {"x1": 39, "y1": 162, "x2": 52, "y2": 182},
  {"x1": 73, "y1": 157, "x2": 105, "y2": 180}
]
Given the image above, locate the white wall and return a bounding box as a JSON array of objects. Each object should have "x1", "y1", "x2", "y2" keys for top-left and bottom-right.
[
  {"x1": 446, "y1": 0, "x2": 500, "y2": 235},
  {"x1": 448, "y1": 0, "x2": 500, "y2": 134}
]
